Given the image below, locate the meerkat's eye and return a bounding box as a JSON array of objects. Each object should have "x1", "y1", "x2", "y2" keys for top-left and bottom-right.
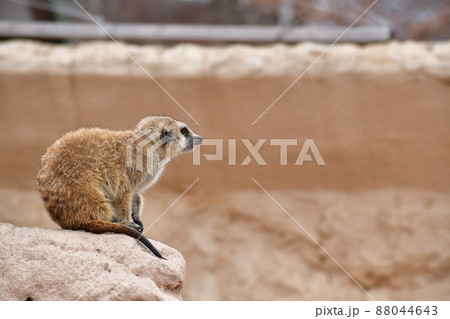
[{"x1": 180, "y1": 127, "x2": 189, "y2": 137}]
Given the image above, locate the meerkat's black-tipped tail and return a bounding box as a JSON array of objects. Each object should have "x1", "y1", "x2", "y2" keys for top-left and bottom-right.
[{"x1": 83, "y1": 220, "x2": 165, "y2": 259}]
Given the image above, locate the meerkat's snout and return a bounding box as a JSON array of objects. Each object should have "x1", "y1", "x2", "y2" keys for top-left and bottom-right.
[
  {"x1": 183, "y1": 133, "x2": 203, "y2": 152},
  {"x1": 179, "y1": 124, "x2": 202, "y2": 152},
  {"x1": 194, "y1": 135, "x2": 203, "y2": 145}
]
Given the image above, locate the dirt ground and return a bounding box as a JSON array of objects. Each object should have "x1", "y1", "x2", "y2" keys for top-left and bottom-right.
[{"x1": 0, "y1": 40, "x2": 449, "y2": 300}]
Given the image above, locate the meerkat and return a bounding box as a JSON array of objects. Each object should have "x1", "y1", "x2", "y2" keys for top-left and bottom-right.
[{"x1": 37, "y1": 115, "x2": 202, "y2": 259}]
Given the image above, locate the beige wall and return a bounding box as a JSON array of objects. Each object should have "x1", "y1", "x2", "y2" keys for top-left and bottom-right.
[{"x1": 1, "y1": 72, "x2": 449, "y2": 192}]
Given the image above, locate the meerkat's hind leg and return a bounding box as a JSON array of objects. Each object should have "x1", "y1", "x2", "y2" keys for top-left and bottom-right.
[
  {"x1": 110, "y1": 214, "x2": 143, "y2": 233},
  {"x1": 131, "y1": 193, "x2": 144, "y2": 232},
  {"x1": 123, "y1": 221, "x2": 143, "y2": 232}
]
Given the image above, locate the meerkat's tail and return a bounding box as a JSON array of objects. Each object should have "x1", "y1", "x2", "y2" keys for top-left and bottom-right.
[{"x1": 83, "y1": 220, "x2": 165, "y2": 259}]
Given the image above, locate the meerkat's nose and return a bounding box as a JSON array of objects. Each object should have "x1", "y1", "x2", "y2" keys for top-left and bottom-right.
[{"x1": 193, "y1": 135, "x2": 203, "y2": 146}]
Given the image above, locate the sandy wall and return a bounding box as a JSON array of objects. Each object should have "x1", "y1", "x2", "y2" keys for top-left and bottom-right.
[
  {"x1": 1, "y1": 41, "x2": 449, "y2": 192},
  {"x1": 0, "y1": 40, "x2": 449, "y2": 300}
]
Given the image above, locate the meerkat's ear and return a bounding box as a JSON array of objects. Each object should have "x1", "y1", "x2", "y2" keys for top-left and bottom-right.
[
  {"x1": 162, "y1": 129, "x2": 173, "y2": 138},
  {"x1": 161, "y1": 129, "x2": 174, "y2": 145}
]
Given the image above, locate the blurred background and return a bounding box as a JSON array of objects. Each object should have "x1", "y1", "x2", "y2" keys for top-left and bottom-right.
[
  {"x1": 1, "y1": 0, "x2": 450, "y2": 41},
  {"x1": 0, "y1": 0, "x2": 449, "y2": 300}
]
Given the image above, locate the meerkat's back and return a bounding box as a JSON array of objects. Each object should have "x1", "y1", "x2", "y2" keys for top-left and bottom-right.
[{"x1": 38, "y1": 128, "x2": 129, "y2": 228}]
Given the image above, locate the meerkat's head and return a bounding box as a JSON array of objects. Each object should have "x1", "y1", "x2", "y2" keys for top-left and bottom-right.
[{"x1": 135, "y1": 116, "x2": 202, "y2": 159}]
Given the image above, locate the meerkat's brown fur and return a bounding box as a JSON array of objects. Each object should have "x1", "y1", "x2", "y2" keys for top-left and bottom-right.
[{"x1": 37, "y1": 116, "x2": 202, "y2": 259}]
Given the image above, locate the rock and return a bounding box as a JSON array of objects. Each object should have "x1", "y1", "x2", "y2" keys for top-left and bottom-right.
[{"x1": 0, "y1": 223, "x2": 185, "y2": 301}]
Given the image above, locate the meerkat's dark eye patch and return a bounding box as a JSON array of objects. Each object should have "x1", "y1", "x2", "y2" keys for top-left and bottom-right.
[{"x1": 180, "y1": 127, "x2": 189, "y2": 137}]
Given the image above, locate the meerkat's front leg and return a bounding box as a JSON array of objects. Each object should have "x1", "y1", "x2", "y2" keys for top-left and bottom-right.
[
  {"x1": 112, "y1": 191, "x2": 143, "y2": 233},
  {"x1": 131, "y1": 193, "x2": 144, "y2": 233}
]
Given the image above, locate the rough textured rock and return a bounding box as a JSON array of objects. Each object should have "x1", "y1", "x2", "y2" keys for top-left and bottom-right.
[{"x1": 0, "y1": 223, "x2": 185, "y2": 301}]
